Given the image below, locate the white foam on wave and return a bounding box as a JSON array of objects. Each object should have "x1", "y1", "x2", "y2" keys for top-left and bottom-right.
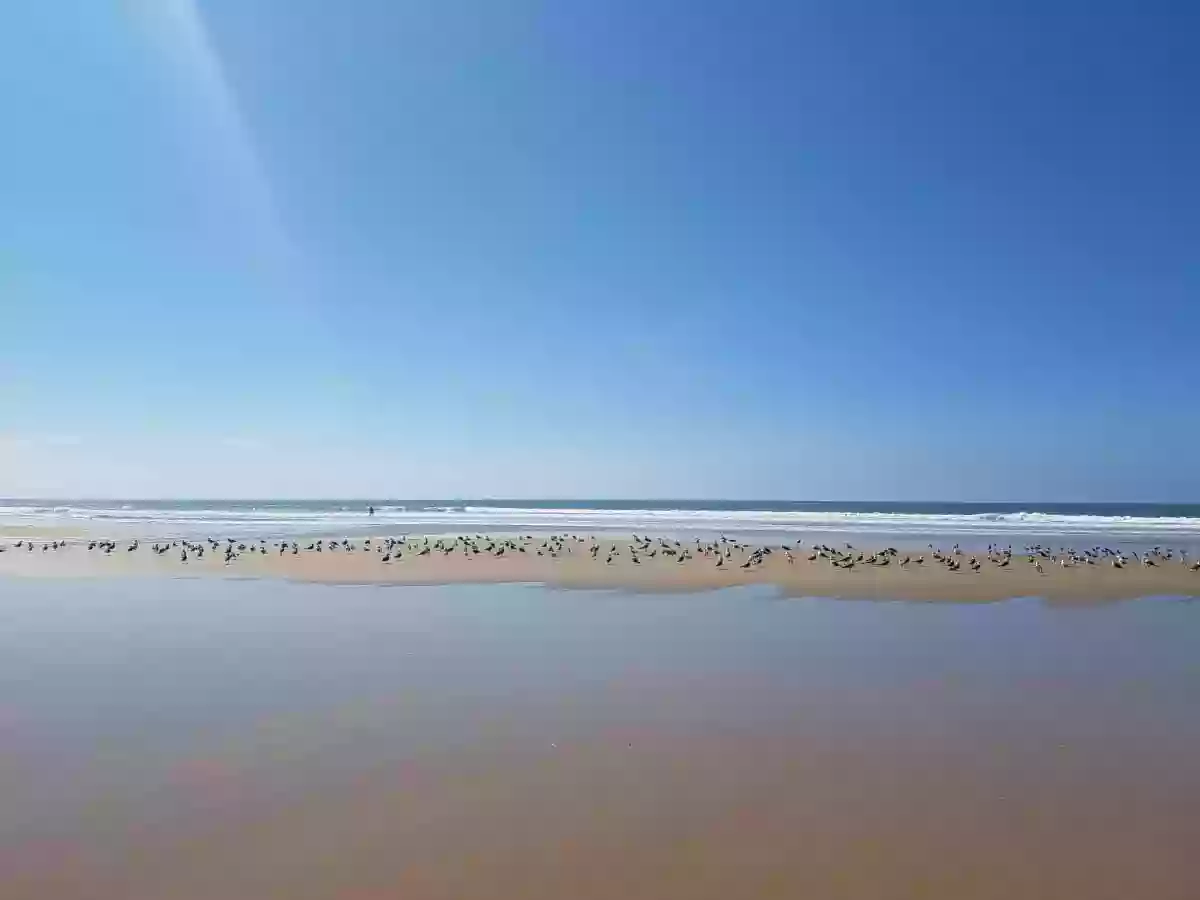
[{"x1": 3, "y1": 502, "x2": 1200, "y2": 540}]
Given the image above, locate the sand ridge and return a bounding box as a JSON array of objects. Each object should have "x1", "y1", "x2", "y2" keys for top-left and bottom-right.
[{"x1": 2, "y1": 533, "x2": 1198, "y2": 602}]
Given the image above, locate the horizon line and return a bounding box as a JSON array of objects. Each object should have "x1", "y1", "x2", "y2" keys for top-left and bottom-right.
[{"x1": 2, "y1": 497, "x2": 1196, "y2": 506}]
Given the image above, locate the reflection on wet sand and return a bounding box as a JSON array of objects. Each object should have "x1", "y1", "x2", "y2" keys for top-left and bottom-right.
[{"x1": 2, "y1": 579, "x2": 1199, "y2": 899}]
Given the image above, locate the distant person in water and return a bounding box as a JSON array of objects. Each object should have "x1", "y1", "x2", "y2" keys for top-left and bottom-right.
[{"x1": 368, "y1": 505, "x2": 375, "y2": 516}]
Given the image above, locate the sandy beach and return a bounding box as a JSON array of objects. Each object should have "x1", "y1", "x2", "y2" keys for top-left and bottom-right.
[
  {"x1": 2, "y1": 533, "x2": 1198, "y2": 602},
  {"x1": 4, "y1": 578, "x2": 1200, "y2": 900},
  {"x1": 9, "y1": 0, "x2": 1198, "y2": 894}
]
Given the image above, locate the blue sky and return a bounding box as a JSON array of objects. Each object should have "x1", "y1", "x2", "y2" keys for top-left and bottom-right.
[{"x1": 1, "y1": 0, "x2": 1196, "y2": 500}]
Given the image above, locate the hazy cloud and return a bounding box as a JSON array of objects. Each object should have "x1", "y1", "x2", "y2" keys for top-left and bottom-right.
[
  {"x1": 0, "y1": 433, "x2": 82, "y2": 448},
  {"x1": 219, "y1": 436, "x2": 268, "y2": 451}
]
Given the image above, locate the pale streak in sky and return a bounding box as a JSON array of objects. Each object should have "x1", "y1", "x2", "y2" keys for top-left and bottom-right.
[{"x1": 120, "y1": 0, "x2": 298, "y2": 287}]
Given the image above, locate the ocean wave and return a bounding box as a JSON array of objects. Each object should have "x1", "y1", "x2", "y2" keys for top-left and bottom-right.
[{"x1": 3, "y1": 502, "x2": 1200, "y2": 540}]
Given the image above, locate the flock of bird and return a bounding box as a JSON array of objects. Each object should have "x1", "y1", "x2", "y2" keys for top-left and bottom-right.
[
  {"x1": 3, "y1": 534, "x2": 1199, "y2": 575},
  {"x1": 799, "y1": 541, "x2": 1200, "y2": 574}
]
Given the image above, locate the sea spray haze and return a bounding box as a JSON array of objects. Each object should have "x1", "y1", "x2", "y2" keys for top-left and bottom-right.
[{"x1": 4, "y1": 500, "x2": 1200, "y2": 550}]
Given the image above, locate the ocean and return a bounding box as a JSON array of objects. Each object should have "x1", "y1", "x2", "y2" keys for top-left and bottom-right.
[{"x1": 3, "y1": 499, "x2": 1200, "y2": 548}]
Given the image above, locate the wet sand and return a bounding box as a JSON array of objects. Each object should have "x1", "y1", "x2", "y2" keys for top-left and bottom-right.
[
  {"x1": 2, "y1": 534, "x2": 1199, "y2": 601},
  {"x1": 2, "y1": 578, "x2": 1199, "y2": 899}
]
